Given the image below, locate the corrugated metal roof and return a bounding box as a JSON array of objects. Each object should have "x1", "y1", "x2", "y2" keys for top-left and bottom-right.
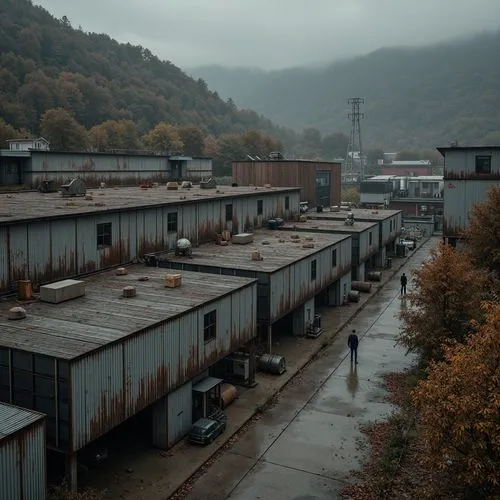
[
  {"x1": 0, "y1": 403, "x2": 45, "y2": 441},
  {"x1": 0, "y1": 267, "x2": 256, "y2": 360},
  {"x1": 308, "y1": 208, "x2": 401, "y2": 221},
  {"x1": 161, "y1": 230, "x2": 350, "y2": 273},
  {"x1": 192, "y1": 377, "x2": 223, "y2": 393},
  {"x1": 281, "y1": 219, "x2": 377, "y2": 234},
  {"x1": 0, "y1": 185, "x2": 300, "y2": 223}
]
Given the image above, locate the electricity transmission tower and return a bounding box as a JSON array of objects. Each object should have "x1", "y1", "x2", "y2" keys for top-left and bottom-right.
[{"x1": 344, "y1": 97, "x2": 365, "y2": 179}]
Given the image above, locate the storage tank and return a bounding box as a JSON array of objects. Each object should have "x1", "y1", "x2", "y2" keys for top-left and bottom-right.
[{"x1": 258, "y1": 354, "x2": 286, "y2": 375}]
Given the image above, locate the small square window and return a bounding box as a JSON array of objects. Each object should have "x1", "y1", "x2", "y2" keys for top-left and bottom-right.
[
  {"x1": 475, "y1": 155, "x2": 491, "y2": 174},
  {"x1": 369, "y1": 232, "x2": 373, "y2": 245},
  {"x1": 167, "y1": 212, "x2": 178, "y2": 232},
  {"x1": 225, "y1": 204, "x2": 233, "y2": 222},
  {"x1": 97, "y1": 222, "x2": 112, "y2": 248},
  {"x1": 311, "y1": 259, "x2": 317, "y2": 281},
  {"x1": 257, "y1": 200, "x2": 263, "y2": 215},
  {"x1": 332, "y1": 249, "x2": 337, "y2": 267},
  {"x1": 285, "y1": 196, "x2": 290, "y2": 210},
  {"x1": 203, "y1": 310, "x2": 217, "y2": 343}
]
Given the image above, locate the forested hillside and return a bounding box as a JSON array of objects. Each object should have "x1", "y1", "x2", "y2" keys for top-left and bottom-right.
[
  {"x1": 190, "y1": 32, "x2": 500, "y2": 149},
  {"x1": 0, "y1": 0, "x2": 291, "y2": 142}
]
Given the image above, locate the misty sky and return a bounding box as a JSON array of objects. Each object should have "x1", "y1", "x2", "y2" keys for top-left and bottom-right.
[{"x1": 36, "y1": 0, "x2": 500, "y2": 70}]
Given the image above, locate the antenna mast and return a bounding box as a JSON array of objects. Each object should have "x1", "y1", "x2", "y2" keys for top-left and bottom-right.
[{"x1": 345, "y1": 97, "x2": 365, "y2": 180}]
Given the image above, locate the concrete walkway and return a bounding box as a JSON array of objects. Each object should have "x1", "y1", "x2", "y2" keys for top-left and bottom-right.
[
  {"x1": 83, "y1": 238, "x2": 436, "y2": 499},
  {"x1": 183, "y1": 239, "x2": 435, "y2": 500}
]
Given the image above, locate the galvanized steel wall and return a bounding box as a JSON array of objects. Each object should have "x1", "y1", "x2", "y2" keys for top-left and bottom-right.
[
  {"x1": 69, "y1": 281, "x2": 257, "y2": 451},
  {"x1": 270, "y1": 239, "x2": 352, "y2": 323},
  {"x1": 380, "y1": 212, "x2": 402, "y2": 247},
  {"x1": 186, "y1": 158, "x2": 212, "y2": 179},
  {"x1": 444, "y1": 180, "x2": 500, "y2": 236},
  {"x1": 0, "y1": 190, "x2": 299, "y2": 293},
  {"x1": 29, "y1": 152, "x2": 170, "y2": 187},
  {"x1": 167, "y1": 382, "x2": 193, "y2": 446},
  {"x1": 443, "y1": 149, "x2": 500, "y2": 178},
  {"x1": 358, "y1": 226, "x2": 380, "y2": 263},
  {"x1": 0, "y1": 418, "x2": 46, "y2": 500}
]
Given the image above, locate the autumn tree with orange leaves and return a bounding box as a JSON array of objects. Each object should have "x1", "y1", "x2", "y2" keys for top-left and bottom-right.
[
  {"x1": 411, "y1": 302, "x2": 500, "y2": 494},
  {"x1": 398, "y1": 242, "x2": 487, "y2": 364}
]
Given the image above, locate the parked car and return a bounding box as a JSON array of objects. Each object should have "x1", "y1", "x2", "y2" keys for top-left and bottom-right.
[{"x1": 188, "y1": 417, "x2": 226, "y2": 445}]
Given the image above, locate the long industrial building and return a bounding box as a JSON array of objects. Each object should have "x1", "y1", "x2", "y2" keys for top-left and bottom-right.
[
  {"x1": 307, "y1": 208, "x2": 402, "y2": 267},
  {"x1": 0, "y1": 185, "x2": 300, "y2": 294},
  {"x1": 279, "y1": 218, "x2": 379, "y2": 280},
  {"x1": 0, "y1": 268, "x2": 257, "y2": 490},
  {"x1": 147, "y1": 230, "x2": 352, "y2": 346},
  {"x1": 0, "y1": 402, "x2": 46, "y2": 500}
]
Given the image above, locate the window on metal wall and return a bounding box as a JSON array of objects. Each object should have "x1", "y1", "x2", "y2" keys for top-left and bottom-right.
[
  {"x1": 257, "y1": 200, "x2": 263, "y2": 215},
  {"x1": 97, "y1": 222, "x2": 112, "y2": 248},
  {"x1": 369, "y1": 232, "x2": 373, "y2": 245},
  {"x1": 475, "y1": 155, "x2": 491, "y2": 174},
  {"x1": 225, "y1": 204, "x2": 233, "y2": 222},
  {"x1": 311, "y1": 259, "x2": 317, "y2": 281},
  {"x1": 285, "y1": 196, "x2": 290, "y2": 210},
  {"x1": 204, "y1": 310, "x2": 217, "y2": 342},
  {"x1": 167, "y1": 212, "x2": 178, "y2": 232},
  {"x1": 332, "y1": 249, "x2": 337, "y2": 267}
]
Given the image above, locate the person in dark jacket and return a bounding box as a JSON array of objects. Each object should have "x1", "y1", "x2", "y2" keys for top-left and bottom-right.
[
  {"x1": 348, "y1": 329, "x2": 359, "y2": 364},
  {"x1": 400, "y1": 273, "x2": 408, "y2": 296}
]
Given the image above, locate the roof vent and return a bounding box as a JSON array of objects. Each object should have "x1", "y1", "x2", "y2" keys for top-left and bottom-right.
[
  {"x1": 8, "y1": 307, "x2": 26, "y2": 320},
  {"x1": 116, "y1": 267, "x2": 128, "y2": 276},
  {"x1": 165, "y1": 273, "x2": 182, "y2": 288},
  {"x1": 232, "y1": 233, "x2": 254, "y2": 245},
  {"x1": 123, "y1": 286, "x2": 137, "y2": 298},
  {"x1": 251, "y1": 251, "x2": 263, "y2": 261},
  {"x1": 302, "y1": 242, "x2": 315, "y2": 249},
  {"x1": 166, "y1": 182, "x2": 179, "y2": 190}
]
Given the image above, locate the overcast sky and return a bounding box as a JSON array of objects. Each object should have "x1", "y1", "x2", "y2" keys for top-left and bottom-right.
[{"x1": 36, "y1": 0, "x2": 500, "y2": 70}]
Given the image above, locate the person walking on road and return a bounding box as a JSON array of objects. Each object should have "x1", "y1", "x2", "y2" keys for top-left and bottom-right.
[
  {"x1": 348, "y1": 329, "x2": 359, "y2": 364},
  {"x1": 400, "y1": 273, "x2": 407, "y2": 296}
]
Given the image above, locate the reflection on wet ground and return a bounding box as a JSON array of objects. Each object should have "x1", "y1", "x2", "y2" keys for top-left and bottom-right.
[{"x1": 186, "y1": 239, "x2": 436, "y2": 500}]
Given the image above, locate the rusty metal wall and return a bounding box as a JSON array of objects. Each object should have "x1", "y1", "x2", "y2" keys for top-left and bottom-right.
[
  {"x1": 70, "y1": 343, "x2": 124, "y2": 452},
  {"x1": 444, "y1": 180, "x2": 500, "y2": 236},
  {"x1": 443, "y1": 148, "x2": 500, "y2": 178},
  {"x1": 232, "y1": 161, "x2": 341, "y2": 207},
  {"x1": 358, "y1": 225, "x2": 380, "y2": 263},
  {"x1": 270, "y1": 239, "x2": 351, "y2": 323},
  {"x1": 0, "y1": 190, "x2": 300, "y2": 294},
  {"x1": 0, "y1": 405, "x2": 46, "y2": 500},
  {"x1": 167, "y1": 381, "x2": 193, "y2": 447},
  {"x1": 69, "y1": 281, "x2": 257, "y2": 451},
  {"x1": 29, "y1": 151, "x2": 171, "y2": 187}
]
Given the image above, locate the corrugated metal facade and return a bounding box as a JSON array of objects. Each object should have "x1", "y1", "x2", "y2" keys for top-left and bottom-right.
[
  {"x1": 0, "y1": 190, "x2": 299, "y2": 293},
  {"x1": 167, "y1": 382, "x2": 193, "y2": 446},
  {"x1": 232, "y1": 161, "x2": 341, "y2": 207},
  {"x1": 69, "y1": 282, "x2": 257, "y2": 452},
  {"x1": 380, "y1": 212, "x2": 402, "y2": 247},
  {"x1": 0, "y1": 403, "x2": 46, "y2": 500},
  {"x1": 29, "y1": 151, "x2": 170, "y2": 187},
  {"x1": 270, "y1": 239, "x2": 352, "y2": 323},
  {"x1": 441, "y1": 147, "x2": 500, "y2": 237},
  {"x1": 186, "y1": 158, "x2": 212, "y2": 179},
  {"x1": 356, "y1": 226, "x2": 379, "y2": 264}
]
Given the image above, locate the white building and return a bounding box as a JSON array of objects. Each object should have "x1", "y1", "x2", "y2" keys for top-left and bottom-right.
[{"x1": 7, "y1": 138, "x2": 50, "y2": 151}]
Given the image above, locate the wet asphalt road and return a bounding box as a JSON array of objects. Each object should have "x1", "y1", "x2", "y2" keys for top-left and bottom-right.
[{"x1": 185, "y1": 239, "x2": 436, "y2": 500}]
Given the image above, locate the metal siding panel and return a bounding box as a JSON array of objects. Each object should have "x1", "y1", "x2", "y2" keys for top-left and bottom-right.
[
  {"x1": 71, "y1": 344, "x2": 124, "y2": 451},
  {"x1": 21, "y1": 421, "x2": 46, "y2": 500},
  {"x1": 9, "y1": 224, "x2": 28, "y2": 282},
  {"x1": 27, "y1": 222, "x2": 51, "y2": 288},
  {"x1": 124, "y1": 328, "x2": 166, "y2": 418},
  {"x1": 77, "y1": 216, "x2": 97, "y2": 274},
  {"x1": 178, "y1": 313, "x2": 199, "y2": 381},
  {"x1": 167, "y1": 381, "x2": 192, "y2": 447},
  {"x1": 0, "y1": 226, "x2": 9, "y2": 292},
  {"x1": 95, "y1": 213, "x2": 121, "y2": 269},
  {"x1": 50, "y1": 219, "x2": 77, "y2": 280},
  {"x1": 0, "y1": 438, "x2": 20, "y2": 500}
]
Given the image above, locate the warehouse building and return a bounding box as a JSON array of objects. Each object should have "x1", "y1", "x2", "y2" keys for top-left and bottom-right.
[
  {"x1": 0, "y1": 185, "x2": 300, "y2": 294},
  {"x1": 146, "y1": 230, "x2": 352, "y2": 348},
  {"x1": 232, "y1": 159, "x2": 341, "y2": 208},
  {"x1": 0, "y1": 402, "x2": 46, "y2": 500},
  {"x1": 0, "y1": 144, "x2": 213, "y2": 187},
  {"x1": 0, "y1": 268, "x2": 257, "y2": 490},
  {"x1": 307, "y1": 208, "x2": 402, "y2": 267},
  {"x1": 278, "y1": 218, "x2": 379, "y2": 280}
]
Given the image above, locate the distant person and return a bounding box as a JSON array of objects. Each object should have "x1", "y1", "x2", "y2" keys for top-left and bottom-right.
[
  {"x1": 348, "y1": 329, "x2": 359, "y2": 364},
  {"x1": 400, "y1": 273, "x2": 408, "y2": 296}
]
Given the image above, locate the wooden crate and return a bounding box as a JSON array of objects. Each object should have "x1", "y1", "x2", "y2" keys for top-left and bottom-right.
[{"x1": 164, "y1": 273, "x2": 182, "y2": 288}]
